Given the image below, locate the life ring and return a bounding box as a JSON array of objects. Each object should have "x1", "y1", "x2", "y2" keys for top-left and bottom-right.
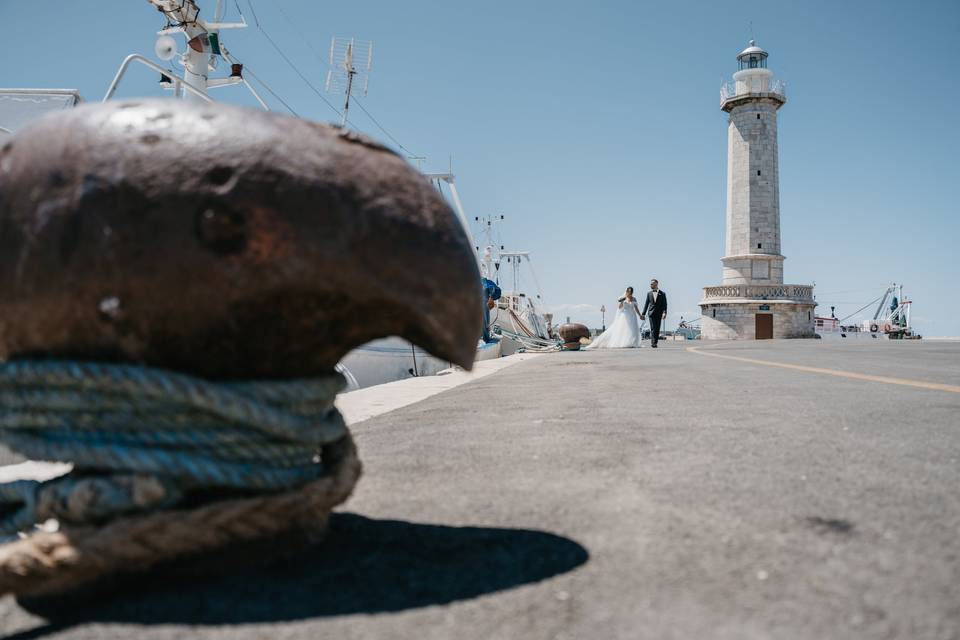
[
  {"x1": 882, "y1": 322, "x2": 892, "y2": 332},
  {"x1": 870, "y1": 323, "x2": 879, "y2": 333}
]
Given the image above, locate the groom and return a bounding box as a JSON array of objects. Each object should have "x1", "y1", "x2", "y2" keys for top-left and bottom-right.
[{"x1": 639, "y1": 278, "x2": 667, "y2": 348}]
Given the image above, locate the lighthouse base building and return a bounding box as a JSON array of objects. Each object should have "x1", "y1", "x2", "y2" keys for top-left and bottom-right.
[
  {"x1": 699, "y1": 41, "x2": 815, "y2": 339},
  {"x1": 700, "y1": 295, "x2": 815, "y2": 340}
]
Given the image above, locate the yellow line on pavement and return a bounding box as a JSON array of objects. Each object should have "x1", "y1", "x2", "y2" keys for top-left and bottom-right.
[{"x1": 686, "y1": 346, "x2": 960, "y2": 394}]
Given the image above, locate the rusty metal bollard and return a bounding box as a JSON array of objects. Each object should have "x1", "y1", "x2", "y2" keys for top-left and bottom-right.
[
  {"x1": 557, "y1": 323, "x2": 591, "y2": 351},
  {"x1": 0, "y1": 100, "x2": 483, "y2": 596},
  {"x1": 0, "y1": 99, "x2": 482, "y2": 378}
]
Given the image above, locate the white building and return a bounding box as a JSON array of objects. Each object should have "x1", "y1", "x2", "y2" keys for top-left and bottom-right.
[{"x1": 699, "y1": 41, "x2": 815, "y2": 339}]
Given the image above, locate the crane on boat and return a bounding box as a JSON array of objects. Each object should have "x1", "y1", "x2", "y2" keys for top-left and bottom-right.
[{"x1": 815, "y1": 283, "x2": 919, "y2": 339}]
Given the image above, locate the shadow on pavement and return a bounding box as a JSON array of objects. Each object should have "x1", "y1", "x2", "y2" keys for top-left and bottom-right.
[{"x1": 9, "y1": 513, "x2": 588, "y2": 637}]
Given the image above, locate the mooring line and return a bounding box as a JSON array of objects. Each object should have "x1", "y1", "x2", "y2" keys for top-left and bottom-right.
[{"x1": 685, "y1": 346, "x2": 960, "y2": 394}]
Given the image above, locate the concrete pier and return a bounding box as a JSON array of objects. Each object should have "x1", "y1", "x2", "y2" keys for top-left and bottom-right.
[{"x1": 2, "y1": 340, "x2": 958, "y2": 639}]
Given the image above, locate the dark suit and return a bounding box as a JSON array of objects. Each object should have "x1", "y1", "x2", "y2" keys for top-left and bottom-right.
[{"x1": 641, "y1": 289, "x2": 667, "y2": 346}]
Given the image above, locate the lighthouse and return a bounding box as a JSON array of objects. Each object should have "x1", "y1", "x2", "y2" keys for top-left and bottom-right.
[{"x1": 699, "y1": 41, "x2": 816, "y2": 339}]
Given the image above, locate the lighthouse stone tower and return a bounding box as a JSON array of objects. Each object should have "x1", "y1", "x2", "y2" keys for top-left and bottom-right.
[{"x1": 699, "y1": 41, "x2": 816, "y2": 339}]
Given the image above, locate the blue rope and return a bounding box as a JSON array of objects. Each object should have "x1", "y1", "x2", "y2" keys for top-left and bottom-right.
[{"x1": 0, "y1": 360, "x2": 348, "y2": 535}]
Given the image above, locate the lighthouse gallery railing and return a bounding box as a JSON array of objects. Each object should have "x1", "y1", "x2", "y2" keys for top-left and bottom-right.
[
  {"x1": 720, "y1": 78, "x2": 786, "y2": 104},
  {"x1": 702, "y1": 284, "x2": 813, "y2": 301}
]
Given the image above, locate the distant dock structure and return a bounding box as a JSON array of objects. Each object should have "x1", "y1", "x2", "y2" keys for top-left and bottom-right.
[{"x1": 700, "y1": 41, "x2": 815, "y2": 339}]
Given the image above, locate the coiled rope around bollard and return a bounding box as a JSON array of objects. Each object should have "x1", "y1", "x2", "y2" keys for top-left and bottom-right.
[{"x1": 0, "y1": 360, "x2": 362, "y2": 597}]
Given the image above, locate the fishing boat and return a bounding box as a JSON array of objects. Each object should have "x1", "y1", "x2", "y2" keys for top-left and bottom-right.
[
  {"x1": 815, "y1": 283, "x2": 920, "y2": 339},
  {"x1": 473, "y1": 217, "x2": 556, "y2": 355}
]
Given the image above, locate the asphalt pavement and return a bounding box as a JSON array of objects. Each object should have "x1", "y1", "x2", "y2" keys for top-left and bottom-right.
[{"x1": 1, "y1": 340, "x2": 958, "y2": 639}]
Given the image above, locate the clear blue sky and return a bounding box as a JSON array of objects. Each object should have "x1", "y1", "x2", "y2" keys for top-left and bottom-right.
[{"x1": 3, "y1": 0, "x2": 958, "y2": 335}]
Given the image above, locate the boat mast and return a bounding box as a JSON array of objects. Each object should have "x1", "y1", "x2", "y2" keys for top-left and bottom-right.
[
  {"x1": 500, "y1": 251, "x2": 530, "y2": 298},
  {"x1": 423, "y1": 170, "x2": 497, "y2": 281},
  {"x1": 182, "y1": 1, "x2": 215, "y2": 102},
  {"x1": 424, "y1": 172, "x2": 472, "y2": 237},
  {"x1": 104, "y1": 1, "x2": 267, "y2": 107},
  {"x1": 148, "y1": 0, "x2": 216, "y2": 101},
  {"x1": 873, "y1": 285, "x2": 896, "y2": 323},
  {"x1": 471, "y1": 214, "x2": 505, "y2": 283}
]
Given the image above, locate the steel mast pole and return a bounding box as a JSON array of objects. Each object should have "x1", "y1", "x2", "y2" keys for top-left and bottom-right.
[
  {"x1": 182, "y1": 42, "x2": 210, "y2": 103},
  {"x1": 339, "y1": 40, "x2": 355, "y2": 127},
  {"x1": 340, "y1": 69, "x2": 354, "y2": 127}
]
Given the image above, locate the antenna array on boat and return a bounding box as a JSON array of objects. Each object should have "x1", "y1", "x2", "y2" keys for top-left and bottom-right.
[
  {"x1": 325, "y1": 37, "x2": 373, "y2": 127},
  {"x1": 148, "y1": 0, "x2": 202, "y2": 29}
]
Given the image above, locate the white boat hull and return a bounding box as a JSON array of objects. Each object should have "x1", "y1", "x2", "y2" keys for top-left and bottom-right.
[{"x1": 338, "y1": 337, "x2": 502, "y2": 391}]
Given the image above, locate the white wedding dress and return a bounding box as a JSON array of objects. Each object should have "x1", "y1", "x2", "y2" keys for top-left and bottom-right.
[{"x1": 586, "y1": 298, "x2": 643, "y2": 349}]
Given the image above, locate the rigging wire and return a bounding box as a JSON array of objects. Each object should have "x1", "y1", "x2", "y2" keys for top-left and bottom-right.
[
  {"x1": 261, "y1": 0, "x2": 419, "y2": 157},
  {"x1": 814, "y1": 287, "x2": 891, "y2": 296},
  {"x1": 236, "y1": 64, "x2": 299, "y2": 116},
  {"x1": 271, "y1": 0, "x2": 327, "y2": 63},
  {"x1": 819, "y1": 302, "x2": 886, "y2": 306},
  {"x1": 245, "y1": 0, "x2": 344, "y2": 120},
  {"x1": 244, "y1": 0, "x2": 260, "y2": 26},
  {"x1": 217, "y1": 40, "x2": 299, "y2": 116},
  {"x1": 838, "y1": 295, "x2": 884, "y2": 323},
  {"x1": 524, "y1": 256, "x2": 547, "y2": 305},
  {"x1": 351, "y1": 97, "x2": 417, "y2": 157}
]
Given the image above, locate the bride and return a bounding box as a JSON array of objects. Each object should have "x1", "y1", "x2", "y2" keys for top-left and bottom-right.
[{"x1": 586, "y1": 286, "x2": 644, "y2": 349}]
